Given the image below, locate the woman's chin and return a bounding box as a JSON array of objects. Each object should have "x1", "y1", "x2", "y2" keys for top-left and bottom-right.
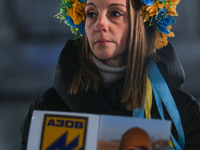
[{"x1": 93, "y1": 52, "x2": 112, "y2": 61}]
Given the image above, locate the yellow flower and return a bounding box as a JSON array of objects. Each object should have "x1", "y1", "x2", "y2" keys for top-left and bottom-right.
[
  {"x1": 142, "y1": 2, "x2": 159, "y2": 22},
  {"x1": 165, "y1": 4, "x2": 178, "y2": 16},
  {"x1": 169, "y1": 0, "x2": 180, "y2": 5},
  {"x1": 164, "y1": 0, "x2": 180, "y2": 16},
  {"x1": 156, "y1": 1, "x2": 165, "y2": 9},
  {"x1": 156, "y1": 26, "x2": 175, "y2": 49},
  {"x1": 67, "y1": 0, "x2": 86, "y2": 25},
  {"x1": 142, "y1": 0, "x2": 180, "y2": 23}
]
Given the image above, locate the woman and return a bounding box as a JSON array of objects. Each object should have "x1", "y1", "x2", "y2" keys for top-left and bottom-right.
[{"x1": 19, "y1": 0, "x2": 200, "y2": 149}]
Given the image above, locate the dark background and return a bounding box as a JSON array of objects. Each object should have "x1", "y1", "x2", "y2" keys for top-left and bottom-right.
[{"x1": 0, "y1": 0, "x2": 200, "y2": 150}]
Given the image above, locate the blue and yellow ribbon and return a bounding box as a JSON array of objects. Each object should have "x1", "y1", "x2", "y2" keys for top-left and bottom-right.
[
  {"x1": 132, "y1": 58, "x2": 185, "y2": 149},
  {"x1": 148, "y1": 58, "x2": 185, "y2": 149}
]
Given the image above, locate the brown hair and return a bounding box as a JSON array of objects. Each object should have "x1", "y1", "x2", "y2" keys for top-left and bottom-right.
[{"x1": 69, "y1": 0, "x2": 156, "y2": 110}]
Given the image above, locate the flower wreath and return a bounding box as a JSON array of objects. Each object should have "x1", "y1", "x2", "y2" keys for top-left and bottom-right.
[{"x1": 54, "y1": 0, "x2": 180, "y2": 49}]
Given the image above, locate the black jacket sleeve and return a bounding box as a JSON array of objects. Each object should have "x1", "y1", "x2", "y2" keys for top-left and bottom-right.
[
  {"x1": 151, "y1": 89, "x2": 200, "y2": 150},
  {"x1": 173, "y1": 90, "x2": 200, "y2": 150},
  {"x1": 19, "y1": 87, "x2": 70, "y2": 150}
]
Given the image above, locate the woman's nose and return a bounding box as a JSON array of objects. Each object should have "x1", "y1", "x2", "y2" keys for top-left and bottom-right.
[{"x1": 94, "y1": 14, "x2": 108, "y2": 33}]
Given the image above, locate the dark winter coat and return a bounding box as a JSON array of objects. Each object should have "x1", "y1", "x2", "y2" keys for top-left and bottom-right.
[{"x1": 19, "y1": 40, "x2": 200, "y2": 150}]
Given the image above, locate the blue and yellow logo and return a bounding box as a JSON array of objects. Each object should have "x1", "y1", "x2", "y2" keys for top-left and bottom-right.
[{"x1": 39, "y1": 114, "x2": 88, "y2": 150}]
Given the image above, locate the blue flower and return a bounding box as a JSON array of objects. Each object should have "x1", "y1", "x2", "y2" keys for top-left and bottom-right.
[
  {"x1": 155, "y1": 7, "x2": 175, "y2": 34},
  {"x1": 65, "y1": 15, "x2": 85, "y2": 35},
  {"x1": 78, "y1": 21, "x2": 85, "y2": 35},
  {"x1": 78, "y1": 0, "x2": 87, "y2": 2},
  {"x1": 65, "y1": 15, "x2": 76, "y2": 27},
  {"x1": 141, "y1": 0, "x2": 165, "y2": 6}
]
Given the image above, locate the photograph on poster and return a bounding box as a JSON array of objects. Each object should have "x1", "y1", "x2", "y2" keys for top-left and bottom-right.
[{"x1": 98, "y1": 115, "x2": 171, "y2": 150}]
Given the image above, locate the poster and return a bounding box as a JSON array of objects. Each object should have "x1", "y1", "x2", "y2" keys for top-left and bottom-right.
[{"x1": 27, "y1": 111, "x2": 171, "y2": 150}]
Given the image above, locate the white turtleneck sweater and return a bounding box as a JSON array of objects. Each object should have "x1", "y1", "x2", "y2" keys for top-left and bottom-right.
[{"x1": 92, "y1": 55, "x2": 127, "y2": 84}]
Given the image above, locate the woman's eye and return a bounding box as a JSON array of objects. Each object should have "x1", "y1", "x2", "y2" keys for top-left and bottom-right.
[
  {"x1": 86, "y1": 12, "x2": 96, "y2": 18},
  {"x1": 111, "y1": 11, "x2": 122, "y2": 17}
]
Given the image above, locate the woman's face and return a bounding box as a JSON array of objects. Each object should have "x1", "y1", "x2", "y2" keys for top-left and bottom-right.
[{"x1": 85, "y1": 0, "x2": 130, "y2": 67}]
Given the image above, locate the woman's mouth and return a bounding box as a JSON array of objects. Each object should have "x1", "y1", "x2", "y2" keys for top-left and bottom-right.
[{"x1": 95, "y1": 39, "x2": 111, "y2": 45}]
